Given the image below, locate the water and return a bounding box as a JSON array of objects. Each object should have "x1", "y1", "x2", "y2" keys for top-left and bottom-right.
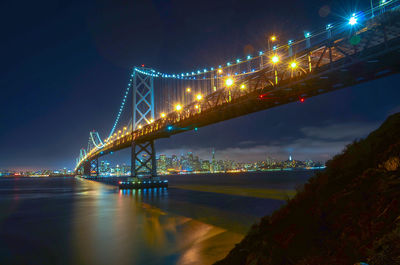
[{"x1": 0, "y1": 171, "x2": 315, "y2": 265}]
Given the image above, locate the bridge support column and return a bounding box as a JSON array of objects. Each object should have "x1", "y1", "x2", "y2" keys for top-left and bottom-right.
[
  {"x1": 90, "y1": 158, "x2": 99, "y2": 178},
  {"x1": 83, "y1": 161, "x2": 91, "y2": 176},
  {"x1": 131, "y1": 140, "x2": 157, "y2": 179}
]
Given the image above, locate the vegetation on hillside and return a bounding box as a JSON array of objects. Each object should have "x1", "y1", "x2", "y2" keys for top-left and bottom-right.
[{"x1": 215, "y1": 113, "x2": 400, "y2": 265}]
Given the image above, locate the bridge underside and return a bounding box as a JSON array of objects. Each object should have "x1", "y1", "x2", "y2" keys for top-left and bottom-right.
[{"x1": 137, "y1": 43, "x2": 400, "y2": 143}]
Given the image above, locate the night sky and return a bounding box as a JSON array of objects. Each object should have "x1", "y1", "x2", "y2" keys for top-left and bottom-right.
[{"x1": 1, "y1": 0, "x2": 399, "y2": 170}]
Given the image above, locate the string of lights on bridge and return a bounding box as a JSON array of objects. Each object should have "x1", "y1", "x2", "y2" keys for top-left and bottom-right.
[
  {"x1": 78, "y1": 0, "x2": 397, "y2": 169},
  {"x1": 108, "y1": 1, "x2": 388, "y2": 137},
  {"x1": 132, "y1": 0, "x2": 392, "y2": 80}
]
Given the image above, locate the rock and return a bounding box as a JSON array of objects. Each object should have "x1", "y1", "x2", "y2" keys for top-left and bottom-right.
[{"x1": 383, "y1": 157, "x2": 400, "y2": 171}]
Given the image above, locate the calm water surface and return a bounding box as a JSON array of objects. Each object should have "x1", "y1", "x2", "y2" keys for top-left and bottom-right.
[{"x1": 0, "y1": 171, "x2": 314, "y2": 265}]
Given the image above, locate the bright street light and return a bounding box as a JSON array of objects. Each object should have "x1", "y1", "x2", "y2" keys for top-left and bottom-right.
[
  {"x1": 225, "y1": 78, "x2": 234, "y2": 87},
  {"x1": 271, "y1": 55, "x2": 280, "y2": 64},
  {"x1": 175, "y1": 104, "x2": 182, "y2": 111}
]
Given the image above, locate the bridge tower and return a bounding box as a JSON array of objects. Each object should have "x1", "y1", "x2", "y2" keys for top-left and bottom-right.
[{"x1": 131, "y1": 68, "x2": 157, "y2": 178}]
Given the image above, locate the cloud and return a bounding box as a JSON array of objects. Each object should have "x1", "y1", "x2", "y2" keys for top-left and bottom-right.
[
  {"x1": 158, "y1": 121, "x2": 380, "y2": 163},
  {"x1": 300, "y1": 122, "x2": 379, "y2": 141},
  {"x1": 388, "y1": 105, "x2": 400, "y2": 116},
  {"x1": 238, "y1": 140, "x2": 257, "y2": 146}
]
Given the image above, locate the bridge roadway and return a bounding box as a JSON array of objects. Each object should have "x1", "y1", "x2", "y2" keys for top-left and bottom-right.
[{"x1": 76, "y1": 10, "x2": 400, "y2": 172}]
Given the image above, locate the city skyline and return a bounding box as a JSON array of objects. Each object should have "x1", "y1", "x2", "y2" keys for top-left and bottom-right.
[{"x1": 0, "y1": 148, "x2": 324, "y2": 175}]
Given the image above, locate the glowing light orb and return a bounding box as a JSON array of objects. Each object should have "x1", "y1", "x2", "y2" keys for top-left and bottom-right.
[
  {"x1": 349, "y1": 16, "x2": 357, "y2": 26},
  {"x1": 225, "y1": 78, "x2": 234, "y2": 87}
]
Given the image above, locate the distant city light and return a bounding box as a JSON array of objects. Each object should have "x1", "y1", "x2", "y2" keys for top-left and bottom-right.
[
  {"x1": 218, "y1": 69, "x2": 223, "y2": 74},
  {"x1": 175, "y1": 104, "x2": 182, "y2": 111},
  {"x1": 161, "y1": 113, "x2": 166, "y2": 118},
  {"x1": 290, "y1": 61, "x2": 298, "y2": 69},
  {"x1": 138, "y1": 125, "x2": 142, "y2": 129},
  {"x1": 270, "y1": 35, "x2": 277, "y2": 41},
  {"x1": 240, "y1": 84, "x2": 246, "y2": 90},
  {"x1": 196, "y1": 94, "x2": 203, "y2": 101},
  {"x1": 186, "y1": 88, "x2": 191, "y2": 92}
]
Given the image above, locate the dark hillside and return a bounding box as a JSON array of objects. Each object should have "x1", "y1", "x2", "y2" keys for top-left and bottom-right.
[{"x1": 215, "y1": 113, "x2": 400, "y2": 265}]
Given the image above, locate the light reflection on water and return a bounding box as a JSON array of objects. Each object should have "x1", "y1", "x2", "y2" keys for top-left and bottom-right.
[
  {"x1": 0, "y1": 172, "x2": 313, "y2": 264},
  {"x1": 69, "y1": 184, "x2": 242, "y2": 265}
]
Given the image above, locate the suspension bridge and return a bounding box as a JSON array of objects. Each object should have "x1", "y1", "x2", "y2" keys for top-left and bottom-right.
[{"x1": 75, "y1": 1, "x2": 400, "y2": 179}]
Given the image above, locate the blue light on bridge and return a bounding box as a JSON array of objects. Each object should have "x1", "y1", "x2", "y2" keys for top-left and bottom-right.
[
  {"x1": 349, "y1": 14, "x2": 358, "y2": 25},
  {"x1": 167, "y1": 125, "x2": 173, "y2": 131},
  {"x1": 194, "y1": 127, "x2": 198, "y2": 131},
  {"x1": 247, "y1": 55, "x2": 252, "y2": 60}
]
